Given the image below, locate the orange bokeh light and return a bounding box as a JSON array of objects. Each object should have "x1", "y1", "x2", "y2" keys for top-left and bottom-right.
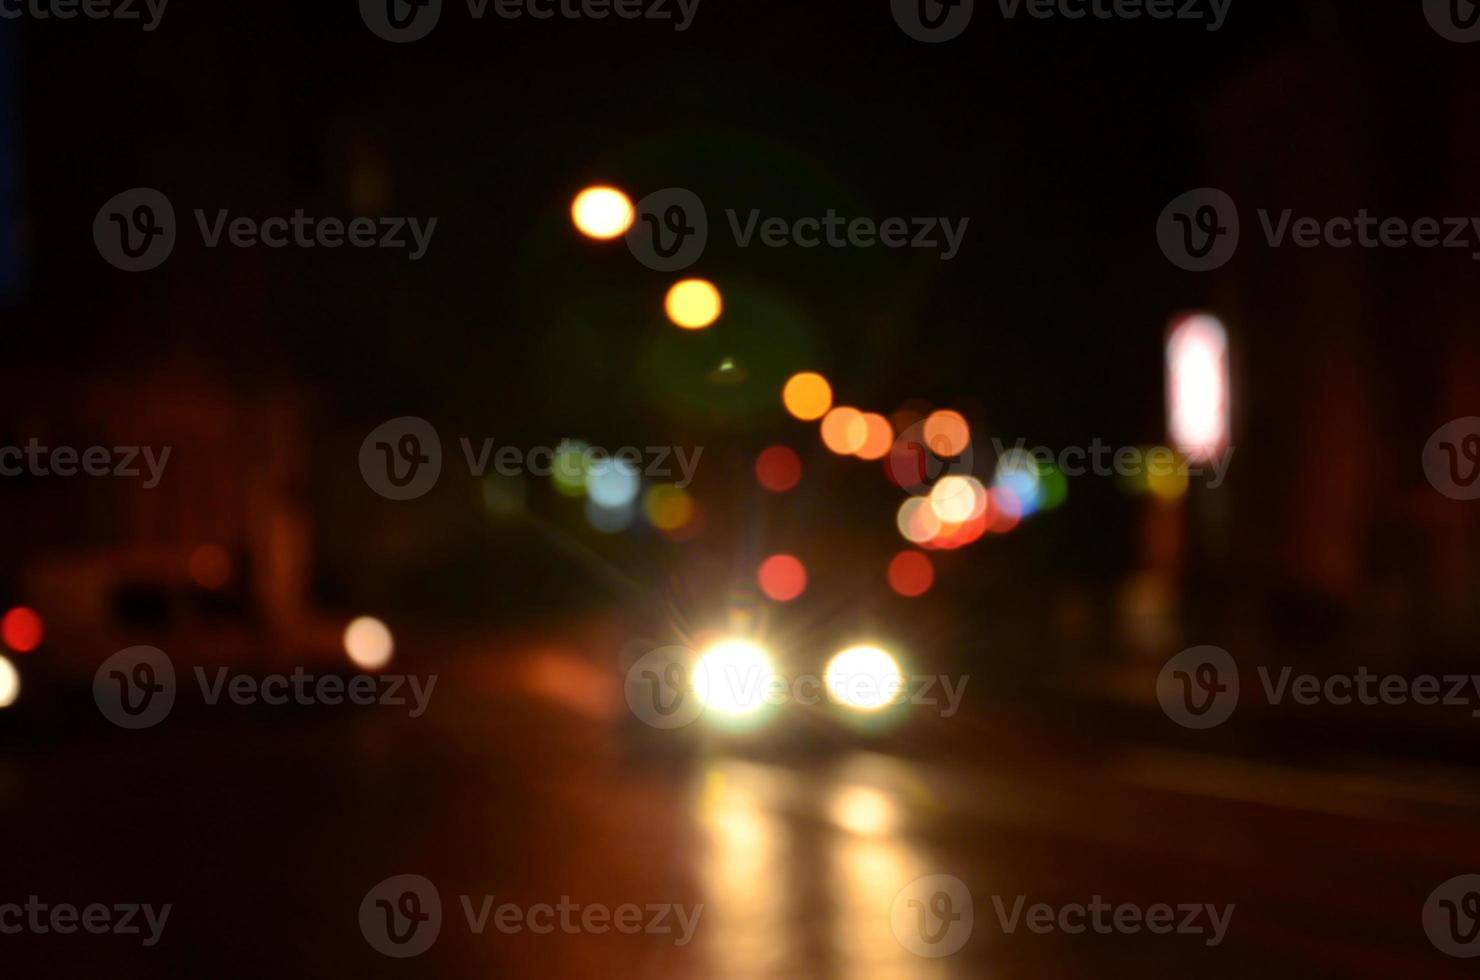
[
  {"x1": 821, "y1": 407, "x2": 867, "y2": 455},
  {"x1": 1, "y1": 607, "x2": 42, "y2": 653},
  {"x1": 887, "y1": 551, "x2": 935, "y2": 597},
  {"x1": 854, "y1": 413, "x2": 894, "y2": 461},
  {"x1": 758, "y1": 554, "x2": 807, "y2": 602},
  {"x1": 755, "y1": 446, "x2": 802, "y2": 492},
  {"x1": 923, "y1": 410, "x2": 971, "y2": 457},
  {"x1": 783, "y1": 372, "x2": 833, "y2": 421}
]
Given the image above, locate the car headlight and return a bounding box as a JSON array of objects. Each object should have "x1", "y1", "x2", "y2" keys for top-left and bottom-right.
[
  {"x1": 824, "y1": 645, "x2": 904, "y2": 712},
  {"x1": 692, "y1": 639, "x2": 775, "y2": 716}
]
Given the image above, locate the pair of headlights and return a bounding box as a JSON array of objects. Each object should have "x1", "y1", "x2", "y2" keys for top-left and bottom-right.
[{"x1": 691, "y1": 639, "x2": 905, "y2": 716}]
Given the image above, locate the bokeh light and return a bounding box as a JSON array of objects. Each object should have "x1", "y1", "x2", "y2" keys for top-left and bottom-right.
[
  {"x1": 666, "y1": 279, "x2": 723, "y2": 330},
  {"x1": 896, "y1": 497, "x2": 942, "y2": 544},
  {"x1": 821, "y1": 407, "x2": 867, "y2": 455},
  {"x1": 1, "y1": 607, "x2": 44, "y2": 653},
  {"x1": 0, "y1": 655, "x2": 17, "y2": 708},
  {"x1": 830, "y1": 786, "x2": 897, "y2": 836},
  {"x1": 825, "y1": 646, "x2": 904, "y2": 712},
  {"x1": 989, "y1": 487, "x2": 1023, "y2": 534},
  {"x1": 188, "y1": 545, "x2": 231, "y2": 590},
  {"x1": 1167, "y1": 313, "x2": 1230, "y2": 463},
  {"x1": 854, "y1": 413, "x2": 894, "y2": 461},
  {"x1": 693, "y1": 639, "x2": 774, "y2": 716},
  {"x1": 887, "y1": 551, "x2": 935, "y2": 597},
  {"x1": 551, "y1": 440, "x2": 590, "y2": 498},
  {"x1": 1038, "y1": 463, "x2": 1069, "y2": 511},
  {"x1": 585, "y1": 456, "x2": 641, "y2": 509},
  {"x1": 644, "y1": 485, "x2": 696, "y2": 531},
  {"x1": 993, "y1": 449, "x2": 1043, "y2": 517},
  {"x1": 782, "y1": 372, "x2": 833, "y2": 421},
  {"x1": 343, "y1": 616, "x2": 394, "y2": 671},
  {"x1": 929, "y1": 475, "x2": 987, "y2": 523},
  {"x1": 757, "y1": 554, "x2": 807, "y2": 602},
  {"x1": 1146, "y1": 447, "x2": 1191, "y2": 502},
  {"x1": 755, "y1": 446, "x2": 802, "y2": 492},
  {"x1": 585, "y1": 498, "x2": 636, "y2": 533},
  {"x1": 923, "y1": 410, "x2": 971, "y2": 457},
  {"x1": 570, "y1": 185, "x2": 634, "y2": 240}
]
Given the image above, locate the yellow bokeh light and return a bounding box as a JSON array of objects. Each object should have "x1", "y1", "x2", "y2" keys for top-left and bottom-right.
[
  {"x1": 923, "y1": 410, "x2": 971, "y2": 457},
  {"x1": 830, "y1": 785, "x2": 898, "y2": 836},
  {"x1": 665, "y1": 279, "x2": 723, "y2": 330},
  {"x1": 644, "y1": 485, "x2": 696, "y2": 531},
  {"x1": 929, "y1": 475, "x2": 987, "y2": 523},
  {"x1": 0, "y1": 655, "x2": 17, "y2": 709},
  {"x1": 896, "y1": 497, "x2": 942, "y2": 544},
  {"x1": 782, "y1": 372, "x2": 833, "y2": 421},
  {"x1": 821, "y1": 407, "x2": 868, "y2": 455},
  {"x1": 343, "y1": 616, "x2": 394, "y2": 671},
  {"x1": 570, "y1": 185, "x2": 634, "y2": 240}
]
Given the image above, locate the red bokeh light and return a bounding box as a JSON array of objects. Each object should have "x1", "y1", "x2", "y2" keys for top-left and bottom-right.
[
  {"x1": 887, "y1": 551, "x2": 935, "y2": 597},
  {"x1": 758, "y1": 554, "x2": 807, "y2": 602},
  {"x1": 755, "y1": 446, "x2": 802, "y2": 493},
  {"x1": 2, "y1": 607, "x2": 44, "y2": 653}
]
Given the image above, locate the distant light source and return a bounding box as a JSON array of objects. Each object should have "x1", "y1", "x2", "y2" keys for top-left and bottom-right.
[
  {"x1": 825, "y1": 646, "x2": 904, "y2": 712},
  {"x1": 0, "y1": 654, "x2": 18, "y2": 708},
  {"x1": 830, "y1": 785, "x2": 897, "y2": 836},
  {"x1": 782, "y1": 372, "x2": 833, "y2": 421},
  {"x1": 755, "y1": 446, "x2": 802, "y2": 492},
  {"x1": 693, "y1": 639, "x2": 774, "y2": 716},
  {"x1": 188, "y1": 545, "x2": 232, "y2": 590},
  {"x1": 1167, "y1": 314, "x2": 1230, "y2": 464},
  {"x1": 644, "y1": 485, "x2": 696, "y2": 531},
  {"x1": 923, "y1": 410, "x2": 970, "y2": 457},
  {"x1": 344, "y1": 616, "x2": 394, "y2": 671},
  {"x1": 929, "y1": 475, "x2": 986, "y2": 524},
  {"x1": 665, "y1": 278, "x2": 723, "y2": 330},
  {"x1": 1, "y1": 607, "x2": 43, "y2": 653},
  {"x1": 821, "y1": 407, "x2": 867, "y2": 455},
  {"x1": 757, "y1": 554, "x2": 807, "y2": 602},
  {"x1": 896, "y1": 497, "x2": 942, "y2": 544},
  {"x1": 887, "y1": 551, "x2": 935, "y2": 597},
  {"x1": 854, "y1": 413, "x2": 894, "y2": 461},
  {"x1": 571, "y1": 186, "x2": 634, "y2": 240}
]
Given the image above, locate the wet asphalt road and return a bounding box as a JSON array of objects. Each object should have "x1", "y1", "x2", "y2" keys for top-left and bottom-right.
[{"x1": 2, "y1": 635, "x2": 1478, "y2": 979}]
